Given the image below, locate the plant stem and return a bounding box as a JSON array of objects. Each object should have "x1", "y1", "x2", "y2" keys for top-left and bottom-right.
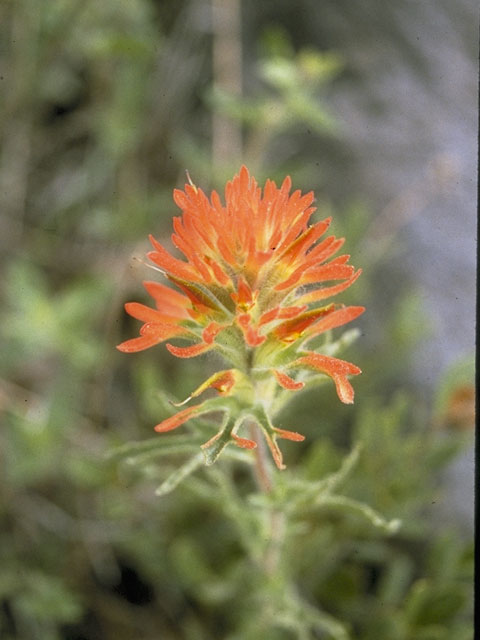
[
  {"x1": 264, "y1": 509, "x2": 286, "y2": 576},
  {"x1": 249, "y1": 422, "x2": 272, "y2": 494},
  {"x1": 249, "y1": 422, "x2": 286, "y2": 579}
]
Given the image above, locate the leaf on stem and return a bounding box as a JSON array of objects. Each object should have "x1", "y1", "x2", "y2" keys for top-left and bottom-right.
[
  {"x1": 155, "y1": 453, "x2": 204, "y2": 496},
  {"x1": 315, "y1": 495, "x2": 401, "y2": 534},
  {"x1": 106, "y1": 435, "x2": 202, "y2": 461}
]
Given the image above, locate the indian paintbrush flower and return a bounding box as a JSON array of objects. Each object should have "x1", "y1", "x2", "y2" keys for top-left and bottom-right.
[{"x1": 117, "y1": 167, "x2": 364, "y2": 468}]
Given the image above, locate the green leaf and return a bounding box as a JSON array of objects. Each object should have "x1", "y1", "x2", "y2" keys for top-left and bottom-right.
[
  {"x1": 316, "y1": 495, "x2": 401, "y2": 534},
  {"x1": 107, "y1": 434, "x2": 203, "y2": 462},
  {"x1": 377, "y1": 554, "x2": 415, "y2": 607},
  {"x1": 155, "y1": 453, "x2": 204, "y2": 496},
  {"x1": 285, "y1": 443, "x2": 362, "y2": 511},
  {"x1": 286, "y1": 589, "x2": 350, "y2": 640},
  {"x1": 405, "y1": 579, "x2": 468, "y2": 626},
  {"x1": 318, "y1": 443, "x2": 362, "y2": 496}
]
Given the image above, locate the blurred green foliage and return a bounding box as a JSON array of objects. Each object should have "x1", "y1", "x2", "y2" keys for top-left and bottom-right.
[{"x1": 0, "y1": 1, "x2": 473, "y2": 639}]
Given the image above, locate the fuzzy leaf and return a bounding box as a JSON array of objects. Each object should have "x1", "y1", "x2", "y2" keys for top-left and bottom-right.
[
  {"x1": 316, "y1": 495, "x2": 401, "y2": 534},
  {"x1": 155, "y1": 453, "x2": 204, "y2": 496},
  {"x1": 200, "y1": 416, "x2": 244, "y2": 466},
  {"x1": 106, "y1": 435, "x2": 202, "y2": 461}
]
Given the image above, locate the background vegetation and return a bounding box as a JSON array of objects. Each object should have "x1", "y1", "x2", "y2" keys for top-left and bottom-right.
[{"x1": 0, "y1": 1, "x2": 474, "y2": 639}]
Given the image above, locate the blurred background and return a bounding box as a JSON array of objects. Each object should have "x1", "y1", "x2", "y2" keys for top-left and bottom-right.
[{"x1": 0, "y1": 1, "x2": 475, "y2": 639}]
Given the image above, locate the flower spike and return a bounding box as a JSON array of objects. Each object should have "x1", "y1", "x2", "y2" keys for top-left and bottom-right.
[{"x1": 117, "y1": 166, "x2": 363, "y2": 469}]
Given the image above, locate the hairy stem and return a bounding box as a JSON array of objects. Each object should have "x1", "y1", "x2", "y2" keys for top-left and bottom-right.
[
  {"x1": 249, "y1": 422, "x2": 286, "y2": 580},
  {"x1": 249, "y1": 422, "x2": 272, "y2": 494}
]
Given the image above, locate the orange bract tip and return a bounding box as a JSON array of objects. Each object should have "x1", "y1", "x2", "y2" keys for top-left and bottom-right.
[
  {"x1": 124, "y1": 302, "x2": 181, "y2": 325},
  {"x1": 273, "y1": 305, "x2": 335, "y2": 341},
  {"x1": 272, "y1": 369, "x2": 305, "y2": 390},
  {"x1": 274, "y1": 428, "x2": 305, "y2": 442},
  {"x1": 154, "y1": 404, "x2": 202, "y2": 432},
  {"x1": 232, "y1": 433, "x2": 257, "y2": 449},
  {"x1": 293, "y1": 352, "x2": 362, "y2": 404},
  {"x1": 264, "y1": 433, "x2": 286, "y2": 470},
  {"x1": 296, "y1": 268, "x2": 362, "y2": 305},
  {"x1": 189, "y1": 370, "x2": 236, "y2": 399},
  {"x1": 116, "y1": 335, "x2": 161, "y2": 353},
  {"x1": 143, "y1": 280, "x2": 191, "y2": 315},
  {"x1": 258, "y1": 304, "x2": 307, "y2": 326},
  {"x1": 230, "y1": 276, "x2": 255, "y2": 310},
  {"x1": 210, "y1": 370, "x2": 236, "y2": 394},
  {"x1": 306, "y1": 305, "x2": 365, "y2": 339},
  {"x1": 202, "y1": 321, "x2": 227, "y2": 344},
  {"x1": 245, "y1": 325, "x2": 266, "y2": 347},
  {"x1": 147, "y1": 234, "x2": 201, "y2": 282},
  {"x1": 166, "y1": 342, "x2": 211, "y2": 358},
  {"x1": 332, "y1": 374, "x2": 355, "y2": 404},
  {"x1": 298, "y1": 263, "x2": 355, "y2": 288},
  {"x1": 140, "y1": 321, "x2": 188, "y2": 341}
]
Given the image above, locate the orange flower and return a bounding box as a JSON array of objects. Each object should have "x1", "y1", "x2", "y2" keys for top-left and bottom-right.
[{"x1": 117, "y1": 167, "x2": 364, "y2": 468}]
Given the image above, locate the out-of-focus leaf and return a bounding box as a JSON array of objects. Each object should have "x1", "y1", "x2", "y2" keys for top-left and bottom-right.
[{"x1": 155, "y1": 453, "x2": 204, "y2": 497}]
